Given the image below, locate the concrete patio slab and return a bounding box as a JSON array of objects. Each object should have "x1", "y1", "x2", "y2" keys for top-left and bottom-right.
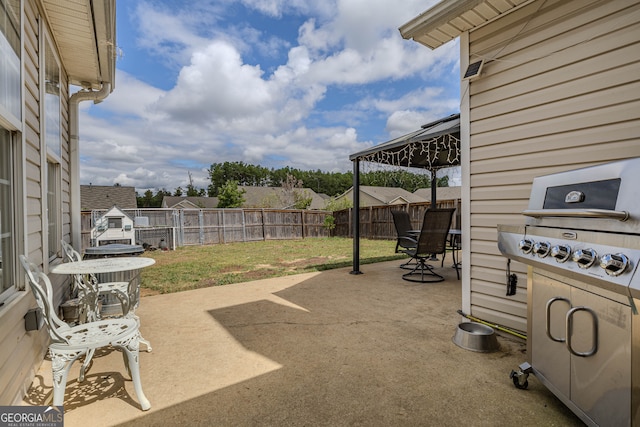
[{"x1": 22, "y1": 260, "x2": 582, "y2": 426}]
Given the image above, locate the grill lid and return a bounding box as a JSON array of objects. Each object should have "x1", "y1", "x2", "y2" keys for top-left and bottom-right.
[
  {"x1": 523, "y1": 158, "x2": 640, "y2": 234},
  {"x1": 497, "y1": 157, "x2": 640, "y2": 300}
]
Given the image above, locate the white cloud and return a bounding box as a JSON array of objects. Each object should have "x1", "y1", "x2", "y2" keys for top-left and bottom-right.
[
  {"x1": 97, "y1": 71, "x2": 166, "y2": 120},
  {"x1": 157, "y1": 41, "x2": 272, "y2": 121},
  {"x1": 79, "y1": 0, "x2": 459, "y2": 192},
  {"x1": 256, "y1": 126, "x2": 365, "y2": 171},
  {"x1": 239, "y1": 0, "x2": 335, "y2": 19}
]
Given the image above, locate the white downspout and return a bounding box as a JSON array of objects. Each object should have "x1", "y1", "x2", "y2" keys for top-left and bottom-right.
[{"x1": 68, "y1": 83, "x2": 111, "y2": 249}]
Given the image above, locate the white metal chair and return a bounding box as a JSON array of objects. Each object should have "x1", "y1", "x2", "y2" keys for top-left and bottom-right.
[
  {"x1": 19, "y1": 255, "x2": 151, "y2": 410},
  {"x1": 60, "y1": 240, "x2": 152, "y2": 352}
]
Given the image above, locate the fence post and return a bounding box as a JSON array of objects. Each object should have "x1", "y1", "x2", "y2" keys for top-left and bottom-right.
[
  {"x1": 242, "y1": 209, "x2": 247, "y2": 242},
  {"x1": 222, "y1": 209, "x2": 226, "y2": 244},
  {"x1": 179, "y1": 210, "x2": 183, "y2": 246}
]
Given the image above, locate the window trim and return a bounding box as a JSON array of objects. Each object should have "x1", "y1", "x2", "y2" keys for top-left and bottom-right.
[
  {"x1": 0, "y1": 127, "x2": 16, "y2": 299},
  {"x1": 0, "y1": 0, "x2": 22, "y2": 126},
  {"x1": 0, "y1": 0, "x2": 24, "y2": 303},
  {"x1": 46, "y1": 158, "x2": 60, "y2": 261},
  {"x1": 40, "y1": 22, "x2": 62, "y2": 263},
  {"x1": 43, "y1": 31, "x2": 61, "y2": 163}
]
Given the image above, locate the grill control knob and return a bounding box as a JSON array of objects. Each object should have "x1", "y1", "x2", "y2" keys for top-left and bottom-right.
[
  {"x1": 600, "y1": 253, "x2": 629, "y2": 276},
  {"x1": 550, "y1": 245, "x2": 571, "y2": 263},
  {"x1": 518, "y1": 239, "x2": 534, "y2": 254},
  {"x1": 533, "y1": 241, "x2": 551, "y2": 258},
  {"x1": 572, "y1": 248, "x2": 597, "y2": 269}
]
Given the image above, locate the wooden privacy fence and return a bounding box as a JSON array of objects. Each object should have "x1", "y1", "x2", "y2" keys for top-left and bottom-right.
[
  {"x1": 179, "y1": 208, "x2": 330, "y2": 244},
  {"x1": 81, "y1": 208, "x2": 332, "y2": 252},
  {"x1": 81, "y1": 200, "x2": 461, "y2": 251},
  {"x1": 331, "y1": 199, "x2": 461, "y2": 240}
]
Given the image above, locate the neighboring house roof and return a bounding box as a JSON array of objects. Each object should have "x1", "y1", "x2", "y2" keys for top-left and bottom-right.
[
  {"x1": 360, "y1": 186, "x2": 427, "y2": 204},
  {"x1": 162, "y1": 196, "x2": 219, "y2": 209},
  {"x1": 81, "y1": 185, "x2": 137, "y2": 210},
  {"x1": 240, "y1": 186, "x2": 327, "y2": 210},
  {"x1": 43, "y1": 0, "x2": 116, "y2": 90},
  {"x1": 399, "y1": 0, "x2": 529, "y2": 50},
  {"x1": 414, "y1": 186, "x2": 461, "y2": 202},
  {"x1": 339, "y1": 186, "x2": 428, "y2": 206}
]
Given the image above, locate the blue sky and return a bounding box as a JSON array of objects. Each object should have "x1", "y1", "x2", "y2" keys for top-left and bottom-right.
[{"x1": 78, "y1": 0, "x2": 460, "y2": 192}]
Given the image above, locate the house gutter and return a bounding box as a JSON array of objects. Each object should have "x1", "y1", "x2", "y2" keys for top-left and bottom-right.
[{"x1": 69, "y1": 83, "x2": 111, "y2": 249}]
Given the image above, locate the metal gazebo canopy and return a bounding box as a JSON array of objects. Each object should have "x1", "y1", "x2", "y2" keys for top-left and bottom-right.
[{"x1": 348, "y1": 113, "x2": 461, "y2": 274}]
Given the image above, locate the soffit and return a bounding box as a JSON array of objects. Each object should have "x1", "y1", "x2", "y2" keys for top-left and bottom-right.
[
  {"x1": 41, "y1": 0, "x2": 116, "y2": 90},
  {"x1": 399, "y1": 0, "x2": 532, "y2": 49}
]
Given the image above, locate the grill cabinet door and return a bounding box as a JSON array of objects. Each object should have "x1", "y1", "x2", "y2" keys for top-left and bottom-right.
[
  {"x1": 531, "y1": 272, "x2": 631, "y2": 426},
  {"x1": 531, "y1": 273, "x2": 571, "y2": 396},
  {"x1": 570, "y1": 288, "x2": 631, "y2": 426}
]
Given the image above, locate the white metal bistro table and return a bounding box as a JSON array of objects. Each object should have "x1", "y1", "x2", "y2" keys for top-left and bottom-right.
[
  {"x1": 51, "y1": 257, "x2": 155, "y2": 321},
  {"x1": 51, "y1": 256, "x2": 155, "y2": 276}
]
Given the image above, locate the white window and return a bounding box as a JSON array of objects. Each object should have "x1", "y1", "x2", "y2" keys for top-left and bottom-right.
[
  {"x1": 43, "y1": 33, "x2": 61, "y2": 260},
  {"x1": 44, "y1": 37, "x2": 61, "y2": 159},
  {"x1": 47, "y1": 160, "x2": 60, "y2": 260},
  {"x1": 108, "y1": 217, "x2": 123, "y2": 229},
  {"x1": 0, "y1": 0, "x2": 21, "y2": 123},
  {"x1": 0, "y1": 0, "x2": 19, "y2": 298},
  {"x1": 0, "y1": 127, "x2": 15, "y2": 296}
]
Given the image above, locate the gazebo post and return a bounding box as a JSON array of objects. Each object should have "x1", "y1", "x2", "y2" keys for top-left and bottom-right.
[
  {"x1": 351, "y1": 158, "x2": 362, "y2": 274},
  {"x1": 431, "y1": 168, "x2": 437, "y2": 207}
]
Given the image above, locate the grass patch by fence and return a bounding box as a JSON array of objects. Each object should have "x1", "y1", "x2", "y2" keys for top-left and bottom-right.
[{"x1": 140, "y1": 237, "x2": 404, "y2": 294}]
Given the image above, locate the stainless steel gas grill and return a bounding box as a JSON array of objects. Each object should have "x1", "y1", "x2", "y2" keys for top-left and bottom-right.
[{"x1": 497, "y1": 157, "x2": 640, "y2": 427}]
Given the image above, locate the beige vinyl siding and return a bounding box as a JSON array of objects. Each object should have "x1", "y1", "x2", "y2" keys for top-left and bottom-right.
[
  {"x1": 0, "y1": 0, "x2": 72, "y2": 405},
  {"x1": 466, "y1": 0, "x2": 640, "y2": 332},
  {"x1": 0, "y1": 0, "x2": 43, "y2": 405}
]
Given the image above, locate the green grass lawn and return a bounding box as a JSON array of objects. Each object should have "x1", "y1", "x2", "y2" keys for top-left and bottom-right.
[{"x1": 139, "y1": 237, "x2": 404, "y2": 294}]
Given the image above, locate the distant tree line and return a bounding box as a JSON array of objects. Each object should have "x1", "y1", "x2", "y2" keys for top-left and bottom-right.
[{"x1": 136, "y1": 161, "x2": 448, "y2": 208}]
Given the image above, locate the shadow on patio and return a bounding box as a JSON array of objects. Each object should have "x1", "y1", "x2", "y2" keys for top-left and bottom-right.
[{"x1": 22, "y1": 260, "x2": 581, "y2": 426}]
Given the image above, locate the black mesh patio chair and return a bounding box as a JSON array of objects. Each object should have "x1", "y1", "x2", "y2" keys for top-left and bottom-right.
[
  {"x1": 402, "y1": 208, "x2": 455, "y2": 283},
  {"x1": 441, "y1": 201, "x2": 461, "y2": 279},
  {"x1": 391, "y1": 210, "x2": 418, "y2": 270}
]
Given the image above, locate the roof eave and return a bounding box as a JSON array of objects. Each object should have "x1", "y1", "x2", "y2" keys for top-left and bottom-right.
[
  {"x1": 91, "y1": 0, "x2": 117, "y2": 91},
  {"x1": 42, "y1": 0, "x2": 116, "y2": 91},
  {"x1": 398, "y1": 0, "x2": 534, "y2": 50},
  {"x1": 398, "y1": 0, "x2": 483, "y2": 49}
]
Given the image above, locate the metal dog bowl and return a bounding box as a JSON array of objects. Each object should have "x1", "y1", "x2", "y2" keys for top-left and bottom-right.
[{"x1": 452, "y1": 322, "x2": 499, "y2": 352}]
